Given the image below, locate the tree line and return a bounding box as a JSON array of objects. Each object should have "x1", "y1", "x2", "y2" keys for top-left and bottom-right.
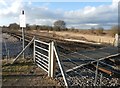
[
  {"x1": 7, "y1": 20, "x2": 67, "y2": 31},
  {"x1": 3, "y1": 20, "x2": 119, "y2": 36}
]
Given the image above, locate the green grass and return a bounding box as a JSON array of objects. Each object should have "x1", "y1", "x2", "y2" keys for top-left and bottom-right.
[{"x1": 2, "y1": 58, "x2": 35, "y2": 75}]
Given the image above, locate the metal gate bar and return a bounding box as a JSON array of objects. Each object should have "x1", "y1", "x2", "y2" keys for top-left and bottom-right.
[{"x1": 34, "y1": 39, "x2": 49, "y2": 73}]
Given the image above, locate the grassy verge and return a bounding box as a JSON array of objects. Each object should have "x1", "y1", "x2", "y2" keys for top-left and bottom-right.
[{"x1": 2, "y1": 58, "x2": 59, "y2": 87}]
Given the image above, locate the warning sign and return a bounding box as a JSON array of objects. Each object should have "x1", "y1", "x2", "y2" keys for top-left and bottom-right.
[{"x1": 19, "y1": 14, "x2": 26, "y2": 27}]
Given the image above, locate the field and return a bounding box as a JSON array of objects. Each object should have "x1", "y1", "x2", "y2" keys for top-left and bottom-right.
[{"x1": 27, "y1": 30, "x2": 115, "y2": 45}]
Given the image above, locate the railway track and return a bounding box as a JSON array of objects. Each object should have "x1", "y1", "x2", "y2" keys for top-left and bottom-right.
[
  {"x1": 3, "y1": 30, "x2": 120, "y2": 86},
  {"x1": 4, "y1": 30, "x2": 104, "y2": 52}
]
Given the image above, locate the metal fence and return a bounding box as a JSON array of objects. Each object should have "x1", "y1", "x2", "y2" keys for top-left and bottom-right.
[
  {"x1": 33, "y1": 39, "x2": 68, "y2": 86},
  {"x1": 34, "y1": 39, "x2": 50, "y2": 73}
]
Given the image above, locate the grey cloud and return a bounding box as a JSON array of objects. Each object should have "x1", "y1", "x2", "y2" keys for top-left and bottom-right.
[
  {"x1": 0, "y1": 1, "x2": 118, "y2": 29},
  {"x1": 63, "y1": 5, "x2": 117, "y2": 25},
  {"x1": 22, "y1": 4, "x2": 64, "y2": 25}
]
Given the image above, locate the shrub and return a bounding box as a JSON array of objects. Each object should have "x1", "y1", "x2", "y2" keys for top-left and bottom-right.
[
  {"x1": 94, "y1": 27, "x2": 104, "y2": 35},
  {"x1": 109, "y1": 26, "x2": 118, "y2": 37}
]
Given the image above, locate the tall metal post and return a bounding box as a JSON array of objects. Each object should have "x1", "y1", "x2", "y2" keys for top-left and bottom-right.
[
  {"x1": 22, "y1": 27, "x2": 25, "y2": 59},
  {"x1": 50, "y1": 41, "x2": 56, "y2": 78},
  {"x1": 33, "y1": 39, "x2": 35, "y2": 62},
  {"x1": 20, "y1": 10, "x2": 26, "y2": 59},
  {"x1": 48, "y1": 43, "x2": 51, "y2": 77}
]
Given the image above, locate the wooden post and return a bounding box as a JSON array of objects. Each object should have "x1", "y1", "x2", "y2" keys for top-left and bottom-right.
[{"x1": 114, "y1": 33, "x2": 119, "y2": 47}]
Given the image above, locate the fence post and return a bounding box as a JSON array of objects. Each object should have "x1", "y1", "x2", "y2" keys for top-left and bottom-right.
[
  {"x1": 50, "y1": 41, "x2": 56, "y2": 78},
  {"x1": 33, "y1": 39, "x2": 35, "y2": 63},
  {"x1": 94, "y1": 60, "x2": 99, "y2": 86},
  {"x1": 114, "y1": 33, "x2": 119, "y2": 47},
  {"x1": 100, "y1": 73, "x2": 103, "y2": 87},
  {"x1": 48, "y1": 43, "x2": 51, "y2": 77}
]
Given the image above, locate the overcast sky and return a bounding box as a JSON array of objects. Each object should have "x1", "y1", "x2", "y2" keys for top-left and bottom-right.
[{"x1": 0, "y1": 0, "x2": 119, "y2": 29}]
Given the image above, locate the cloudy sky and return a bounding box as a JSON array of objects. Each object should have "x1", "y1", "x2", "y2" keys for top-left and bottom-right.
[{"x1": 0, "y1": 0, "x2": 119, "y2": 29}]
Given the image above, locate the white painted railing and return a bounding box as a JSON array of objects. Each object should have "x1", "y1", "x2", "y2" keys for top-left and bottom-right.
[
  {"x1": 34, "y1": 39, "x2": 50, "y2": 73},
  {"x1": 33, "y1": 39, "x2": 69, "y2": 87}
]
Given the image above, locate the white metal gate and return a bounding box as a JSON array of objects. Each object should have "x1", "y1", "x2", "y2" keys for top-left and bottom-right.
[
  {"x1": 34, "y1": 39, "x2": 56, "y2": 78},
  {"x1": 34, "y1": 39, "x2": 50, "y2": 73},
  {"x1": 34, "y1": 39, "x2": 69, "y2": 87},
  {"x1": 12, "y1": 37, "x2": 68, "y2": 86}
]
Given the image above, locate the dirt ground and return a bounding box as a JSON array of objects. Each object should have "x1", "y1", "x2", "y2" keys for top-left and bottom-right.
[
  {"x1": 27, "y1": 30, "x2": 115, "y2": 45},
  {"x1": 2, "y1": 59, "x2": 59, "y2": 87}
]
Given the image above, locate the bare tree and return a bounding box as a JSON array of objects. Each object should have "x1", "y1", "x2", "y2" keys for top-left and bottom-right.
[{"x1": 53, "y1": 20, "x2": 66, "y2": 30}]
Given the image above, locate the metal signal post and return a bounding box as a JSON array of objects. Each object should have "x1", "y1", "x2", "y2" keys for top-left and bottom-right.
[
  {"x1": 20, "y1": 10, "x2": 26, "y2": 59},
  {"x1": 22, "y1": 27, "x2": 25, "y2": 59}
]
